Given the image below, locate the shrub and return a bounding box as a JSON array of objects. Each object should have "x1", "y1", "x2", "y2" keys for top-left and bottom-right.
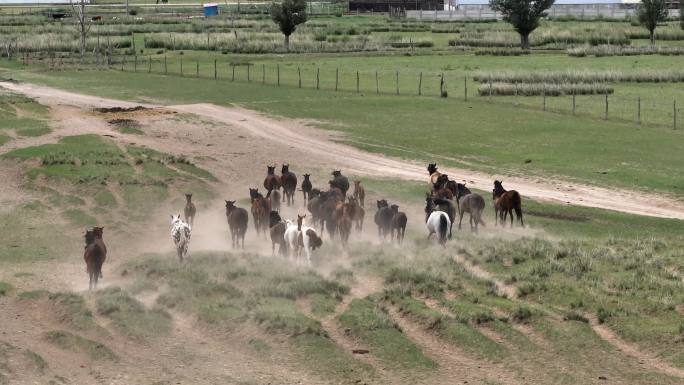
[
  {"x1": 564, "y1": 311, "x2": 589, "y2": 323},
  {"x1": 511, "y1": 306, "x2": 533, "y2": 322}
]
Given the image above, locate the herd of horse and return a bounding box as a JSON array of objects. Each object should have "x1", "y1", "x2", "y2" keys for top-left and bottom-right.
[{"x1": 82, "y1": 163, "x2": 525, "y2": 288}]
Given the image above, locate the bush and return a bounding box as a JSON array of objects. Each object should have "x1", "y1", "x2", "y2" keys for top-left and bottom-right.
[
  {"x1": 564, "y1": 311, "x2": 589, "y2": 323},
  {"x1": 511, "y1": 306, "x2": 533, "y2": 322}
]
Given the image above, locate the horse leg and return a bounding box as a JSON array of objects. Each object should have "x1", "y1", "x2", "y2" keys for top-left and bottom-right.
[
  {"x1": 458, "y1": 211, "x2": 464, "y2": 230},
  {"x1": 508, "y1": 209, "x2": 514, "y2": 227}
]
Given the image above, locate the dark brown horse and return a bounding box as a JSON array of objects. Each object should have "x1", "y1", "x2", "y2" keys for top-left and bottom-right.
[
  {"x1": 249, "y1": 188, "x2": 271, "y2": 236},
  {"x1": 337, "y1": 203, "x2": 353, "y2": 248},
  {"x1": 493, "y1": 180, "x2": 524, "y2": 227},
  {"x1": 390, "y1": 204, "x2": 407, "y2": 244},
  {"x1": 84, "y1": 227, "x2": 107, "y2": 290},
  {"x1": 225, "y1": 200, "x2": 248, "y2": 248},
  {"x1": 330, "y1": 171, "x2": 350, "y2": 198},
  {"x1": 374, "y1": 199, "x2": 394, "y2": 240},
  {"x1": 269, "y1": 210, "x2": 288, "y2": 256},
  {"x1": 301, "y1": 174, "x2": 313, "y2": 204},
  {"x1": 184, "y1": 193, "x2": 196, "y2": 227},
  {"x1": 432, "y1": 174, "x2": 455, "y2": 200},
  {"x1": 263, "y1": 165, "x2": 281, "y2": 198},
  {"x1": 346, "y1": 196, "x2": 365, "y2": 231},
  {"x1": 280, "y1": 164, "x2": 298, "y2": 206}
]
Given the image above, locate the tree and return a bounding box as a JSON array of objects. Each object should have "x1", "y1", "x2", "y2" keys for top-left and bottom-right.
[
  {"x1": 637, "y1": 0, "x2": 669, "y2": 45},
  {"x1": 71, "y1": 0, "x2": 92, "y2": 61},
  {"x1": 679, "y1": 0, "x2": 683, "y2": 30},
  {"x1": 489, "y1": 0, "x2": 555, "y2": 49},
  {"x1": 270, "y1": 0, "x2": 307, "y2": 51}
]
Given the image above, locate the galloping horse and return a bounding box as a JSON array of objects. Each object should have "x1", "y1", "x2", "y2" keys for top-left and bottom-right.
[
  {"x1": 269, "y1": 210, "x2": 288, "y2": 256},
  {"x1": 84, "y1": 227, "x2": 107, "y2": 290},
  {"x1": 249, "y1": 188, "x2": 271, "y2": 235},
  {"x1": 424, "y1": 197, "x2": 451, "y2": 246},
  {"x1": 184, "y1": 193, "x2": 196, "y2": 227},
  {"x1": 374, "y1": 199, "x2": 394, "y2": 240},
  {"x1": 390, "y1": 204, "x2": 407, "y2": 244},
  {"x1": 458, "y1": 193, "x2": 486, "y2": 232},
  {"x1": 225, "y1": 200, "x2": 248, "y2": 249},
  {"x1": 170, "y1": 215, "x2": 191, "y2": 262},
  {"x1": 301, "y1": 174, "x2": 313, "y2": 204},
  {"x1": 330, "y1": 171, "x2": 350, "y2": 198},
  {"x1": 432, "y1": 174, "x2": 455, "y2": 200},
  {"x1": 263, "y1": 165, "x2": 281, "y2": 198},
  {"x1": 353, "y1": 181, "x2": 365, "y2": 208},
  {"x1": 427, "y1": 163, "x2": 443, "y2": 194},
  {"x1": 493, "y1": 180, "x2": 524, "y2": 227},
  {"x1": 280, "y1": 164, "x2": 298, "y2": 206}
]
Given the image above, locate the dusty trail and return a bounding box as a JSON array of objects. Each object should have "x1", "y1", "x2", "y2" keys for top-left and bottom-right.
[{"x1": 2, "y1": 81, "x2": 684, "y2": 220}]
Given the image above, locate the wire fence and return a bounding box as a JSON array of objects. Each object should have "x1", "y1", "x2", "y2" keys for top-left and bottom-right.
[{"x1": 8, "y1": 52, "x2": 681, "y2": 130}]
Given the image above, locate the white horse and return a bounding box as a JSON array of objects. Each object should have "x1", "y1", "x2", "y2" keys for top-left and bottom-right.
[
  {"x1": 170, "y1": 214, "x2": 191, "y2": 262},
  {"x1": 426, "y1": 210, "x2": 451, "y2": 247},
  {"x1": 284, "y1": 215, "x2": 322, "y2": 265}
]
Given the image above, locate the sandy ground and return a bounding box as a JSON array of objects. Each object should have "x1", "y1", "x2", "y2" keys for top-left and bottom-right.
[
  {"x1": 2, "y1": 81, "x2": 684, "y2": 220},
  {"x1": 1, "y1": 80, "x2": 684, "y2": 385}
]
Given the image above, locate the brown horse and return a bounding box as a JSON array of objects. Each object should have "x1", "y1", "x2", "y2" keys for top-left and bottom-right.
[
  {"x1": 184, "y1": 193, "x2": 196, "y2": 227},
  {"x1": 346, "y1": 196, "x2": 365, "y2": 231},
  {"x1": 249, "y1": 188, "x2": 271, "y2": 236},
  {"x1": 493, "y1": 180, "x2": 524, "y2": 227},
  {"x1": 390, "y1": 204, "x2": 407, "y2": 244},
  {"x1": 427, "y1": 163, "x2": 442, "y2": 193},
  {"x1": 432, "y1": 174, "x2": 455, "y2": 200},
  {"x1": 301, "y1": 174, "x2": 313, "y2": 204},
  {"x1": 225, "y1": 200, "x2": 248, "y2": 248},
  {"x1": 84, "y1": 227, "x2": 107, "y2": 290},
  {"x1": 337, "y1": 204, "x2": 353, "y2": 248},
  {"x1": 263, "y1": 165, "x2": 281, "y2": 198},
  {"x1": 280, "y1": 164, "x2": 298, "y2": 206},
  {"x1": 269, "y1": 210, "x2": 288, "y2": 256},
  {"x1": 353, "y1": 181, "x2": 365, "y2": 208}
]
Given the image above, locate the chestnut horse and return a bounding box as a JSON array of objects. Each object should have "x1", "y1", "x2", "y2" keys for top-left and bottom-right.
[
  {"x1": 249, "y1": 188, "x2": 271, "y2": 235},
  {"x1": 493, "y1": 180, "x2": 524, "y2": 227},
  {"x1": 263, "y1": 165, "x2": 281, "y2": 198},
  {"x1": 84, "y1": 227, "x2": 107, "y2": 290},
  {"x1": 427, "y1": 163, "x2": 442, "y2": 193}
]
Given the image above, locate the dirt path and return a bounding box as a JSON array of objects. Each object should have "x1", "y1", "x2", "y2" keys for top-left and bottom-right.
[{"x1": 2, "y1": 81, "x2": 684, "y2": 220}]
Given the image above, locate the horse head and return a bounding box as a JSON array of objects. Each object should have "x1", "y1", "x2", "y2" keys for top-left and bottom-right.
[
  {"x1": 297, "y1": 214, "x2": 306, "y2": 231},
  {"x1": 310, "y1": 188, "x2": 321, "y2": 198},
  {"x1": 84, "y1": 229, "x2": 95, "y2": 245},
  {"x1": 493, "y1": 180, "x2": 506, "y2": 199},
  {"x1": 170, "y1": 214, "x2": 181, "y2": 224},
  {"x1": 353, "y1": 180, "x2": 361, "y2": 187},
  {"x1": 303, "y1": 174, "x2": 310, "y2": 180},
  {"x1": 390, "y1": 204, "x2": 399, "y2": 213},
  {"x1": 282, "y1": 164, "x2": 290, "y2": 174},
  {"x1": 427, "y1": 163, "x2": 437, "y2": 175},
  {"x1": 185, "y1": 193, "x2": 193, "y2": 202},
  {"x1": 249, "y1": 188, "x2": 260, "y2": 201},
  {"x1": 92, "y1": 227, "x2": 104, "y2": 239},
  {"x1": 267, "y1": 165, "x2": 276, "y2": 175},
  {"x1": 331, "y1": 170, "x2": 342, "y2": 178},
  {"x1": 376, "y1": 199, "x2": 388, "y2": 209}
]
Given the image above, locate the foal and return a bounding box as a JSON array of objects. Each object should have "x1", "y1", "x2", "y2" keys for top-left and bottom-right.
[{"x1": 184, "y1": 193, "x2": 196, "y2": 227}]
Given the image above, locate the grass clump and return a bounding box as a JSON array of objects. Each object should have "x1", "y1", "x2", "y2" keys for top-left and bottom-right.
[
  {"x1": 44, "y1": 330, "x2": 116, "y2": 361},
  {"x1": 48, "y1": 292, "x2": 97, "y2": 330},
  {"x1": 385, "y1": 267, "x2": 445, "y2": 297},
  {"x1": 24, "y1": 350, "x2": 47, "y2": 373},
  {"x1": 0, "y1": 282, "x2": 13, "y2": 296},
  {"x1": 253, "y1": 297, "x2": 324, "y2": 336},
  {"x1": 96, "y1": 286, "x2": 172, "y2": 338},
  {"x1": 339, "y1": 298, "x2": 436, "y2": 370}
]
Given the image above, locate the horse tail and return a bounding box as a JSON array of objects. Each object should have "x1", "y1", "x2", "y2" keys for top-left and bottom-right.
[
  {"x1": 438, "y1": 214, "x2": 448, "y2": 244},
  {"x1": 511, "y1": 191, "x2": 523, "y2": 225}
]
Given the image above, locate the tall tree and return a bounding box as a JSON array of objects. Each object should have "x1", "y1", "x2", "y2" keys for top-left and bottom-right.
[
  {"x1": 71, "y1": 0, "x2": 92, "y2": 61},
  {"x1": 489, "y1": 0, "x2": 555, "y2": 49},
  {"x1": 270, "y1": 0, "x2": 307, "y2": 51},
  {"x1": 637, "y1": 0, "x2": 669, "y2": 45}
]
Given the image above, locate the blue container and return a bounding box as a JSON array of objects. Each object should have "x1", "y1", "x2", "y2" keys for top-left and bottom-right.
[{"x1": 203, "y1": 3, "x2": 219, "y2": 17}]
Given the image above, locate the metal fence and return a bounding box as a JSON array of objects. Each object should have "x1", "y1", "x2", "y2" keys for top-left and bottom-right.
[
  {"x1": 407, "y1": 6, "x2": 680, "y2": 20},
  {"x1": 7, "y1": 54, "x2": 681, "y2": 130}
]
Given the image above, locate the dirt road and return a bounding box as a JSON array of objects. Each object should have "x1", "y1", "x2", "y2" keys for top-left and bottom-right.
[{"x1": 3, "y1": 81, "x2": 684, "y2": 220}]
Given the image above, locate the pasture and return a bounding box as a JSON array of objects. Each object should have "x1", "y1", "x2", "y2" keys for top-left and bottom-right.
[{"x1": 1, "y1": 5, "x2": 684, "y2": 385}]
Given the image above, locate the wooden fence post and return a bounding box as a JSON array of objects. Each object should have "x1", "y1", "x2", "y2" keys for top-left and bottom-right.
[
  {"x1": 542, "y1": 87, "x2": 546, "y2": 111},
  {"x1": 164, "y1": 55, "x2": 167, "y2": 74},
  {"x1": 298, "y1": 67, "x2": 301, "y2": 88},
  {"x1": 335, "y1": 68, "x2": 338, "y2": 91},
  {"x1": 196, "y1": 61, "x2": 199, "y2": 78},
  {"x1": 180, "y1": 57, "x2": 183, "y2": 76},
  {"x1": 375, "y1": 71, "x2": 379, "y2": 94},
  {"x1": 356, "y1": 71, "x2": 359, "y2": 93},
  {"x1": 637, "y1": 96, "x2": 641, "y2": 124},
  {"x1": 464, "y1": 76, "x2": 467, "y2": 101},
  {"x1": 674, "y1": 100, "x2": 678, "y2": 130},
  {"x1": 148, "y1": 57, "x2": 151, "y2": 73},
  {"x1": 134, "y1": 55, "x2": 137, "y2": 72},
  {"x1": 572, "y1": 94, "x2": 576, "y2": 115},
  {"x1": 247, "y1": 65, "x2": 250, "y2": 82},
  {"x1": 232, "y1": 64, "x2": 235, "y2": 82},
  {"x1": 395, "y1": 71, "x2": 399, "y2": 95},
  {"x1": 316, "y1": 67, "x2": 319, "y2": 90},
  {"x1": 277, "y1": 64, "x2": 280, "y2": 86},
  {"x1": 121, "y1": 55, "x2": 126, "y2": 71},
  {"x1": 214, "y1": 59, "x2": 217, "y2": 80},
  {"x1": 604, "y1": 94, "x2": 608, "y2": 120},
  {"x1": 418, "y1": 72, "x2": 422, "y2": 96},
  {"x1": 263, "y1": 64, "x2": 266, "y2": 84}
]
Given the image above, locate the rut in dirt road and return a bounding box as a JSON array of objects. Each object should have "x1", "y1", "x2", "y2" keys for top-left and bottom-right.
[{"x1": 2, "y1": 81, "x2": 684, "y2": 220}]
